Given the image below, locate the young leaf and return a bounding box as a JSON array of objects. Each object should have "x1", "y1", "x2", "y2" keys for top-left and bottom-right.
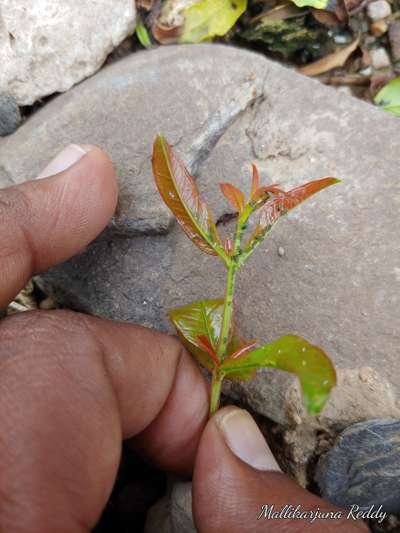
[
  {"x1": 220, "y1": 183, "x2": 246, "y2": 213},
  {"x1": 179, "y1": 0, "x2": 247, "y2": 44},
  {"x1": 169, "y1": 299, "x2": 223, "y2": 351},
  {"x1": 374, "y1": 76, "x2": 400, "y2": 117},
  {"x1": 246, "y1": 177, "x2": 340, "y2": 252},
  {"x1": 249, "y1": 164, "x2": 283, "y2": 206},
  {"x1": 169, "y1": 298, "x2": 255, "y2": 378},
  {"x1": 152, "y1": 136, "x2": 222, "y2": 256},
  {"x1": 221, "y1": 335, "x2": 336, "y2": 414},
  {"x1": 250, "y1": 164, "x2": 260, "y2": 200}
]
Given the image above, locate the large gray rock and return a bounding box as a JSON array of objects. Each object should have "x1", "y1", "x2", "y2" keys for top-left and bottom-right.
[
  {"x1": 316, "y1": 419, "x2": 400, "y2": 514},
  {"x1": 1, "y1": 45, "x2": 399, "y2": 444},
  {"x1": 0, "y1": 92, "x2": 21, "y2": 136},
  {"x1": 0, "y1": 0, "x2": 136, "y2": 105}
]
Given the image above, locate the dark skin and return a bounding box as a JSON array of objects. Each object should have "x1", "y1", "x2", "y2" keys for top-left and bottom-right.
[{"x1": 0, "y1": 146, "x2": 368, "y2": 532}]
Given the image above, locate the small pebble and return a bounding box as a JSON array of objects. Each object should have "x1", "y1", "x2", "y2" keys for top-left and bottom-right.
[
  {"x1": 359, "y1": 66, "x2": 373, "y2": 76},
  {"x1": 39, "y1": 296, "x2": 58, "y2": 310},
  {"x1": 278, "y1": 246, "x2": 285, "y2": 257},
  {"x1": 0, "y1": 93, "x2": 21, "y2": 136},
  {"x1": 367, "y1": 0, "x2": 391, "y2": 21},
  {"x1": 370, "y1": 47, "x2": 391, "y2": 69},
  {"x1": 389, "y1": 21, "x2": 400, "y2": 62},
  {"x1": 370, "y1": 20, "x2": 388, "y2": 37}
]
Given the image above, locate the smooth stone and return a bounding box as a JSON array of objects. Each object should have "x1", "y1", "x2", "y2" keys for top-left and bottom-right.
[
  {"x1": 370, "y1": 47, "x2": 391, "y2": 69},
  {"x1": 367, "y1": 0, "x2": 392, "y2": 21},
  {"x1": 0, "y1": 0, "x2": 136, "y2": 105},
  {"x1": 316, "y1": 419, "x2": 400, "y2": 513},
  {"x1": 1, "y1": 45, "x2": 399, "y2": 434},
  {"x1": 0, "y1": 45, "x2": 262, "y2": 236},
  {"x1": 0, "y1": 92, "x2": 21, "y2": 136}
]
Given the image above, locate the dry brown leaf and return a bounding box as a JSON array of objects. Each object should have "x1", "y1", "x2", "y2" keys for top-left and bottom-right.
[
  {"x1": 136, "y1": 0, "x2": 155, "y2": 9},
  {"x1": 152, "y1": 18, "x2": 182, "y2": 43},
  {"x1": 250, "y1": 2, "x2": 304, "y2": 23},
  {"x1": 298, "y1": 36, "x2": 360, "y2": 76},
  {"x1": 311, "y1": 8, "x2": 341, "y2": 27}
]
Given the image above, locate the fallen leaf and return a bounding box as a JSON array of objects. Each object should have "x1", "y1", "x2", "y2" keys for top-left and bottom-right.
[
  {"x1": 291, "y1": 0, "x2": 329, "y2": 10},
  {"x1": 250, "y1": 2, "x2": 305, "y2": 24},
  {"x1": 298, "y1": 36, "x2": 360, "y2": 76},
  {"x1": 179, "y1": 0, "x2": 247, "y2": 43},
  {"x1": 136, "y1": 0, "x2": 154, "y2": 9},
  {"x1": 374, "y1": 76, "x2": 400, "y2": 117},
  {"x1": 152, "y1": 19, "x2": 182, "y2": 43}
]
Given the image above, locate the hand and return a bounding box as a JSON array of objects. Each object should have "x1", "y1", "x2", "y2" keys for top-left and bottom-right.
[{"x1": 0, "y1": 145, "x2": 368, "y2": 532}]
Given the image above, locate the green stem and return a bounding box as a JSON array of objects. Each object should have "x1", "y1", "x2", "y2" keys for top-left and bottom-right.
[
  {"x1": 210, "y1": 202, "x2": 261, "y2": 416},
  {"x1": 216, "y1": 261, "x2": 237, "y2": 360},
  {"x1": 209, "y1": 369, "x2": 223, "y2": 417}
]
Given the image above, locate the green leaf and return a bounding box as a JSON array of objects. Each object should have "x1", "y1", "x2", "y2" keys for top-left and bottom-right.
[
  {"x1": 152, "y1": 135, "x2": 223, "y2": 257},
  {"x1": 179, "y1": 0, "x2": 247, "y2": 44},
  {"x1": 374, "y1": 77, "x2": 400, "y2": 117},
  {"x1": 169, "y1": 299, "x2": 255, "y2": 379},
  {"x1": 291, "y1": 0, "x2": 329, "y2": 9},
  {"x1": 221, "y1": 335, "x2": 336, "y2": 414},
  {"x1": 136, "y1": 15, "x2": 153, "y2": 48}
]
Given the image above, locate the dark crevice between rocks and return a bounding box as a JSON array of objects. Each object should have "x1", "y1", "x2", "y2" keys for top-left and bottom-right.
[{"x1": 93, "y1": 443, "x2": 167, "y2": 533}]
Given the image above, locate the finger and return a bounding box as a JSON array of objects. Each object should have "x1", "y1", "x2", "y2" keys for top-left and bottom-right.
[
  {"x1": 0, "y1": 144, "x2": 118, "y2": 307},
  {"x1": 0, "y1": 310, "x2": 208, "y2": 533},
  {"x1": 193, "y1": 407, "x2": 368, "y2": 533}
]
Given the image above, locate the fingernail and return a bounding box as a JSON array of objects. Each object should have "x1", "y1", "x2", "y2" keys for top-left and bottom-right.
[
  {"x1": 36, "y1": 144, "x2": 89, "y2": 180},
  {"x1": 215, "y1": 408, "x2": 281, "y2": 471}
]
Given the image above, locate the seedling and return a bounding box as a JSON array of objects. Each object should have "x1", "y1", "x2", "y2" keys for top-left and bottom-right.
[{"x1": 152, "y1": 135, "x2": 338, "y2": 418}]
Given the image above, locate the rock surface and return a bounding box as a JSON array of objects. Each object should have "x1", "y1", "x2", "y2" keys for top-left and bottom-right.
[
  {"x1": 316, "y1": 419, "x2": 400, "y2": 513},
  {"x1": 0, "y1": 92, "x2": 21, "y2": 136},
  {"x1": 145, "y1": 482, "x2": 194, "y2": 533},
  {"x1": 0, "y1": 0, "x2": 136, "y2": 105},
  {"x1": 1, "y1": 45, "x2": 399, "y2": 439}
]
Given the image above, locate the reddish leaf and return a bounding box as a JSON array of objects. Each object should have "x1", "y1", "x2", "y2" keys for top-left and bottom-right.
[
  {"x1": 220, "y1": 183, "x2": 246, "y2": 213},
  {"x1": 246, "y1": 177, "x2": 340, "y2": 249},
  {"x1": 250, "y1": 164, "x2": 260, "y2": 200},
  {"x1": 249, "y1": 164, "x2": 284, "y2": 204},
  {"x1": 152, "y1": 135, "x2": 222, "y2": 255},
  {"x1": 223, "y1": 237, "x2": 233, "y2": 255},
  {"x1": 197, "y1": 335, "x2": 220, "y2": 366}
]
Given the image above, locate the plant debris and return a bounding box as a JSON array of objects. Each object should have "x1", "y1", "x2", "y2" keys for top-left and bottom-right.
[{"x1": 135, "y1": 0, "x2": 400, "y2": 112}]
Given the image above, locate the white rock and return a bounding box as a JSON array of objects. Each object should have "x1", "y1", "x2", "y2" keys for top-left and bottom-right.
[
  {"x1": 367, "y1": 0, "x2": 391, "y2": 21},
  {"x1": 0, "y1": 0, "x2": 136, "y2": 105},
  {"x1": 370, "y1": 47, "x2": 392, "y2": 69}
]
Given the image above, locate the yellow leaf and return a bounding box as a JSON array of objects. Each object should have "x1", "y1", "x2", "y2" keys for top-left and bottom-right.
[{"x1": 179, "y1": 0, "x2": 247, "y2": 44}]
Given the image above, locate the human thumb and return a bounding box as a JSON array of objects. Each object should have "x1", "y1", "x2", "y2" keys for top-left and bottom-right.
[{"x1": 192, "y1": 406, "x2": 368, "y2": 532}]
